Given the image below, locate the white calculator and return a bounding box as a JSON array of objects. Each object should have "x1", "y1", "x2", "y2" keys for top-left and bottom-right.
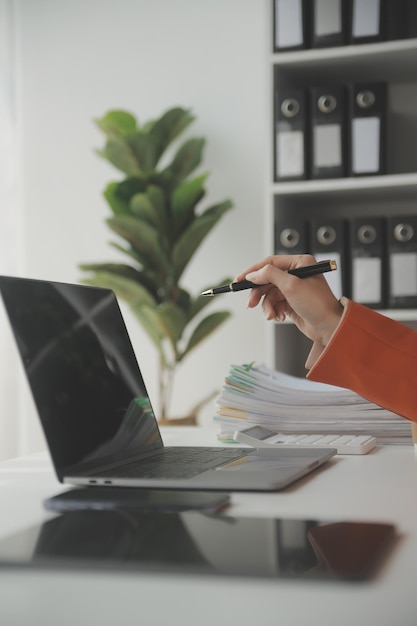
[{"x1": 233, "y1": 425, "x2": 377, "y2": 455}]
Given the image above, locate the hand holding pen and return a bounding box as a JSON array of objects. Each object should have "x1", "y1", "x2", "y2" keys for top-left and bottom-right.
[
  {"x1": 201, "y1": 259, "x2": 336, "y2": 296},
  {"x1": 212, "y1": 254, "x2": 345, "y2": 355}
]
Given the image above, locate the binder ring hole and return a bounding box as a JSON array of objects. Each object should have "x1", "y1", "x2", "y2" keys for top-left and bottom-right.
[
  {"x1": 317, "y1": 95, "x2": 337, "y2": 113},
  {"x1": 356, "y1": 90, "x2": 375, "y2": 109},
  {"x1": 316, "y1": 226, "x2": 336, "y2": 246},
  {"x1": 281, "y1": 98, "x2": 300, "y2": 118},
  {"x1": 394, "y1": 223, "x2": 414, "y2": 242},
  {"x1": 358, "y1": 225, "x2": 377, "y2": 244},
  {"x1": 280, "y1": 228, "x2": 300, "y2": 249}
]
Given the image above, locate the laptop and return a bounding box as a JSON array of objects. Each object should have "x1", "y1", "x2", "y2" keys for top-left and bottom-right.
[{"x1": 0, "y1": 275, "x2": 335, "y2": 491}]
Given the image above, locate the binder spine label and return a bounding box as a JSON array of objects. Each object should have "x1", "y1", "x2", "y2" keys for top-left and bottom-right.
[
  {"x1": 391, "y1": 252, "x2": 417, "y2": 297},
  {"x1": 352, "y1": 0, "x2": 381, "y2": 39},
  {"x1": 352, "y1": 117, "x2": 381, "y2": 174},
  {"x1": 352, "y1": 257, "x2": 382, "y2": 303},
  {"x1": 314, "y1": 124, "x2": 343, "y2": 168},
  {"x1": 274, "y1": 0, "x2": 306, "y2": 51},
  {"x1": 314, "y1": 0, "x2": 342, "y2": 36},
  {"x1": 276, "y1": 130, "x2": 305, "y2": 178}
]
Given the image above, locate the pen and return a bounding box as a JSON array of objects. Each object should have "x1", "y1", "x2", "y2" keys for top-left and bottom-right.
[{"x1": 201, "y1": 259, "x2": 337, "y2": 296}]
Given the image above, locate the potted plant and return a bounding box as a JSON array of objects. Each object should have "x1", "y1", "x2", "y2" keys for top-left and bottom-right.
[{"x1": 80, "y1": 106, "x2": 233, "y2": 424}]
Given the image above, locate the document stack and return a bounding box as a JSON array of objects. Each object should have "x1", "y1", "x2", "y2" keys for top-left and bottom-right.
[{"x1": 213, "y1": 363, "x2": 412, "y2": 444}]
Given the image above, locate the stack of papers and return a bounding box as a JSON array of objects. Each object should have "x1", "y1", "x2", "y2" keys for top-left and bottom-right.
[{"x1": 213, "y1": 363, "x2": 412, "y2": 444}]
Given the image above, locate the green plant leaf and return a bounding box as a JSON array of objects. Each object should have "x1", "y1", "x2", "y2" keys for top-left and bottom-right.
[
  {"x1": 130, "y1": 193, "x2": 158, "y2": 225},
  {"x1": 146, "y1": 185, "x2": 168, "y2": 230},
  {"x1": 103, "y1": 182, "x2": 130, "y2": 215},
  {"x1": 156, "y1": 302, "x2": 188, "y2": 346},
  {"x1": 180, "y1": 311, "x2": 231, "y2": 361},
  {"x1": 172, "y1": 199, "x2": 233, "y2": 280},
  {"x1": 166, "y1": 137, "x2": 205, "y2": 181},
  {"x1": 80, "y1": 271, "x2": 156, "y2": 308},
  {"x1": 97, "y1": 137, "x2": 141, "y2": 177},
  {"x1": 79, "y1": 262, "x2": 158, "y2": 299},
  {"x1": 115, "y1": 177, "x2": 148, "y2": 204},
  {"x1": 150, "y1": 173, "x2": 178, "y2": 195},
  {"x1": 173, "y1": 287, "x2": 192, "y2": 314},
  {"x1": 109, "y1": 241, "x2": 147, "y2": 269},
  {"x1": 130, "y1": 304, "x2": 167, "y2": 366},
  {"x1": 79, "y1": 262, "x2": 141, "y2": 280},
  {"x1": 107, "y1": 215, "x2": 171, "y2": 275},
  {"x1": 171, "y1": 173, "x2": 208, "y2": 237},
  {"x1": 149, "y1": 107, "x2": 195, "y2": 163},
  {"x1": 95, "y1": 110, "x2": 137, "y2": 137},
  {"x1": 130, "y1": 186, "x2": 167, "y2": 234},
  {"x1": 126, "y1": 132, "x2": 158, "y2": 173}
]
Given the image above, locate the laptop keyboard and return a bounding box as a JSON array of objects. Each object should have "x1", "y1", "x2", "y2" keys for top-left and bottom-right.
[{"x1": 96, "y1": 447, "x2": 250, "y2": 479}]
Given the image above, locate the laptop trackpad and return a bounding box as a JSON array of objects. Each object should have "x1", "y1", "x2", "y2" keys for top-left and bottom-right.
[{"x1": 215, "y1": 455, "x2": 320, "y2": 472}]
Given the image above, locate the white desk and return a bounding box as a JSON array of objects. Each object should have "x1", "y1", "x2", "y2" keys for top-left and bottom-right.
[{"x1": 0, "y1": 426, "x2": 416, "y2": 626}]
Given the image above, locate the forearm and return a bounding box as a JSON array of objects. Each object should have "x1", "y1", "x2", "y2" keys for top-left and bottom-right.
[{"x1": 306, "y1": 299, "x2": 417, "y2": 423}]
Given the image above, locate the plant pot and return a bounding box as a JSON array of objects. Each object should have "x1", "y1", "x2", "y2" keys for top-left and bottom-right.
[{"x1": 157, "y1": 415, "x2": 198, "y2": 427}]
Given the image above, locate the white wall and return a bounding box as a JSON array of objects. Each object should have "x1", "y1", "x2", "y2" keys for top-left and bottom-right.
[{"x1": 11, "y1": 0, "x2": 271, "y2": 453}]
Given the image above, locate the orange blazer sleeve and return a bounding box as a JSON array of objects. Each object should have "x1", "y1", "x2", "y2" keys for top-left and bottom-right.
[{"x1": 306, "y1": 298, "x2": 417, "y2": 423}]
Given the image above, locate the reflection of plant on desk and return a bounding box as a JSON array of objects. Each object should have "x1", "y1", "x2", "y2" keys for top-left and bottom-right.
[{"x1": 80, "y1": 107, "x2": 233, "y2": 424}]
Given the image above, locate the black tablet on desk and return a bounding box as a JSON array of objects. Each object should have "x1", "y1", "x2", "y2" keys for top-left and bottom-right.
[
  {"x1": 43, "y1": 487, "x2": 231, "y2": 513},
  {"x1": 0, "y1": 511, "x2": 397, "y2": 582}
]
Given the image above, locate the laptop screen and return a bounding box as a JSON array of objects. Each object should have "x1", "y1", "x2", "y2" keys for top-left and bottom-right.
[{"x1": 0, "y1": 276, "x2": 163, "y2": 477}]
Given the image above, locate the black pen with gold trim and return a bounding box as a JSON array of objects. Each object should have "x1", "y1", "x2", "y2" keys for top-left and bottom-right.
[{"x1": 201, "y1": 259, "x2": 337, "y2": 296}]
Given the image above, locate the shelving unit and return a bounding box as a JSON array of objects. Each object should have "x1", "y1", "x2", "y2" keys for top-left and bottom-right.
[{"x1": 268, "y1": 12, "x2": 417, "y2": 375}]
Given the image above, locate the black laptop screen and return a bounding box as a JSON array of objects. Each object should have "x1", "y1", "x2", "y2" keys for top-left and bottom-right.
[{"x1": 0, "y1": 277, "x2": 163, "y2": 477}]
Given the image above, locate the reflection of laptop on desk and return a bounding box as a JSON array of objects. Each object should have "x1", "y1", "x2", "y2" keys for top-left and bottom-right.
[{"x1": 0, "y1": 276, "x2": 335, "y2": 492}]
